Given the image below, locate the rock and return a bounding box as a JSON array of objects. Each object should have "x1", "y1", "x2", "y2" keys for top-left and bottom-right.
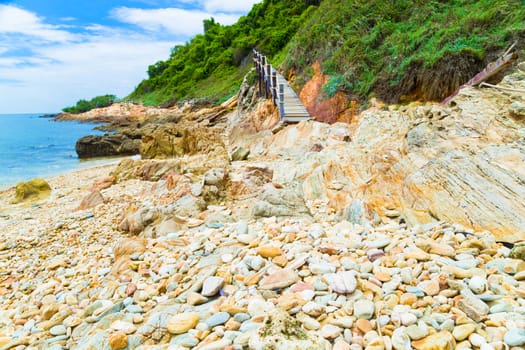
[
  {"x1": 109, "y1": 332, "x2": 128, "y2": 350},
  {"x1": 201, "y1": 276, "x2": 225, "y2": 297},
  {"x1": 12, "y1": 178, "x2": 51, "y2": 203},
  {"x1": 418, "y1": 279, "x2": 440, "y2": 296},
  {"x1": 412, "y1": 331, "x2": 456, "y2": 350},
  {"x1": 354, "y1": 299, "x2": 375, "y2": 319},
  {"x1": 205, "y1": 312, "x2": 230, "y2": 328},
  {"x1": 113, "y1": 238, "x2": 146, "y2": 261},
  {"x1": 231, "y1": 147, "x2": 250, "y2": 161},
  {"x1": 510, "y1": 242, "x2": 525, "y2": 260},
  {"x1": 320, "y1": 324, "x2": 342, "y2": 340},
  {"x1": 76, "y1": 191, "x2": 104, "y2": 211},
  {"x1": 406, "y1": 324, "x2": 428, "y2": 340},
  {"x1": 49, "y1": 324, "x2": 67, "y2": 336},
  {"x1": 486, "y1": 258, "x2": 525, "y2": 274},
  {"x1": 247, "y1": 299, "x2": 275, "y2": 318},
  {"x1": 75, "y1": 134, "x2": 140, "y2": 158},
  {"x1": 392, "y1": 327, "x2": 412, "y2": 350},
  {"x1": 509, "y1": 101, "x2": 525, "y2": 120},
  {"x1": 456, "y1": 295, "x2": 489, "y2": 322},
  {"x1": 110, "y1": 320, "x2": 136, "y2": 334},
  {"x1": 468, "y1": 276, "x2": 487, "y2": 294},
  {"x1": 259, "y1": 268, "x2": 299, "y2": 290},
  {"x1": 248, "y1": 309, "x2": 330, "y2": 350},
  {"x1": 257, "y1": 246, "x2": 283, "y2": 258},
  {"x1": 504, "y1": 328, "x2": 525, "y2": 347},
  {"x1": 186, "y1": 292, "x2": 208, "y2": 306},
  {"x1": 167, "y1": 312, "x2": 200, "y2": 334},
  {"x1": 452, "y1": 324, "x2": 476, "y2": 341},
  {"x1": 324, "y1": 271, "x2": 357, "y2": 294},
  {"x1": 252, "y1": 185, "x2": 309, "y2": 217}
]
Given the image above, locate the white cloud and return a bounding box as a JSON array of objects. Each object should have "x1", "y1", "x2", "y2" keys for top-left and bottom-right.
[
  {"x1": 202, "y1": 0, "x2": 261, "y2": 13},
  {"x1": 0, "y1": 5, "x2": 76, "y2": 42},
  {"x1": 0, "y1": 1, "x2": 260, "y2": 113},
  {"x1": 111, "y1": 7, "x2": 239, "y2": 37}
]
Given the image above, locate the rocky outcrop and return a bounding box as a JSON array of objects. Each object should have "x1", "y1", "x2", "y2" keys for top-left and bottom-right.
[
  {"x1": 235, "y1": 68, "x2": 525, "y2": 243},
  {"x1": 75, "y1": 134, "x2": 140, "y2": 158}
]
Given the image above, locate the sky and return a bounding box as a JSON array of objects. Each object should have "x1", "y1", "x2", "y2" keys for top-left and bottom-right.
[{"x1": 0, "y1": 0, "x2": 261, "y2": 114}]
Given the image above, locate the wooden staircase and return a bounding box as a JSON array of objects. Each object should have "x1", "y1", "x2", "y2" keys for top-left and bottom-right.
[{"x1": 253, "y1": 49, "x2": 310, "y2": 123}]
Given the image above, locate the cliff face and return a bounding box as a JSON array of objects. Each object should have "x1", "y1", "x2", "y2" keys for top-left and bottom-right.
[{"x1": 236, "y1": 67, "x2": 525, "y2": 243}]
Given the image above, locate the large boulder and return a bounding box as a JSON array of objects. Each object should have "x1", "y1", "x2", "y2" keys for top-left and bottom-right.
[
  {"x1": 75, "y1": 134, "x2": 140, "y2": 158},
  {"x1": 12, "y1": 178, "x2": 51, "y2": 203}
]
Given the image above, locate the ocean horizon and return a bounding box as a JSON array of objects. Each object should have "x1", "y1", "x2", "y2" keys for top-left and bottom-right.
[{"x1": 0, "y1": 113, "x2": 115, "y2": 190}]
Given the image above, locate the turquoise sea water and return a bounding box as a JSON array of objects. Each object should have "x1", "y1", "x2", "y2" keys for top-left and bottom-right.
[{"x1": 0, "y1": 113, "x2": 108, "y2": 189}]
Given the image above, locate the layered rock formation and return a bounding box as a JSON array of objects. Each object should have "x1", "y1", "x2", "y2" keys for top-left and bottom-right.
[{"x1": 236, "y1": 68, "x2": 525, "y2": 243}]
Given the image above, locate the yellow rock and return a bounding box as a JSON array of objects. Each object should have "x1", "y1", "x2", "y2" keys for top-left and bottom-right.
[
  {"x1": 167, "y1": 312, "x2": 200, "y2": 334},
  {"x1": 12, "y1": 178, "x2": 51, "y2": 203},
  {"x1": 256, "y1": 246, "x2": 282, "y2": 258},
  {"x1": 412, "y1": 331, "x2": 456, "y2": 350},
  {"x1": 108, "y1": 332, "x2": 128, "y2": 350}
]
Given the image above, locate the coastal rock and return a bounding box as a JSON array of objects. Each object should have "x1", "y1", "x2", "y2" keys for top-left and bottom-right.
[
  {"x1": 12, "y1": 178, "x2": 51, "y2": 203},
  {"x1": 75, "y1": 134, "x2": 140, "y2": 158}
]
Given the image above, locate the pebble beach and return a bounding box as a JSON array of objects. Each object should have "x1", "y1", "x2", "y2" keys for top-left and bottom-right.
[{"x1": 1, "y1": 158, "x2": 525, "y2": 350}]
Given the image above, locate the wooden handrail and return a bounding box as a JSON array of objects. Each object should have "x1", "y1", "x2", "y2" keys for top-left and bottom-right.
[{"x1": 253, "y1": 48, "x2": 286, "y2": 120}]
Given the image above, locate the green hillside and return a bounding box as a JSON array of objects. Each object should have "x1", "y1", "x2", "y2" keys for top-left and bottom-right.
[
  {"x1": 128, "y1": 0, "x2": 319, "y2": 106},
  {"x1": 129, "y1": 0, "x2": 525, "y2": 106}
]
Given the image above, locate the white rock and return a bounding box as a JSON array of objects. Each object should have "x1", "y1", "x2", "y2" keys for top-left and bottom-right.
[
  {"x1": 247, "y1": 298, "x2": 274, "y2": 318},
  {"x1": 201, "y1": 276, "x2": 224, "y2": 297},
  {"x1": 392, "y1": 327, "x2": 411, "y2": 350},
  {"x1": 221, "y1": 254, "x2": 233, "y2": 263},
  {"x1": 468, "y1": 276, "x2": 488, "y2": 294},
  {"x1": 354, "y1": 300, "x2": 375, "y2": 319},
  {"x1": 469, "y1": 333, "x2": 487, "y2": 347},
  {"x1": 400, "y1": 312, "x2": 417, "y2": 326},
  {"x1": 324, "y1": 271, "x2": 357, "y2": 294},
  {"x1": 321, "y1": 324, "x2": 342, "y2": 340}
]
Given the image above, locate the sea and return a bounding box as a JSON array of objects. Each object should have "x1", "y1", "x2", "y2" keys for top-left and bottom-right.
[{"x1": 0, "y1": 113, "x2": 116, "y2": 190}]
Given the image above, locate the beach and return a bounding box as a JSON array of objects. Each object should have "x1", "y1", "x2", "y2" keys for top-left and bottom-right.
[{"x1": 0, "y1": 69, "x2": 525, "y2": 348}]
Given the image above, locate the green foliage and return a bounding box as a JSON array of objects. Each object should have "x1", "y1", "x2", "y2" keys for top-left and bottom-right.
[
  {"x1": 128, "y1": 0, "x2": 318, "y2": 106},
  {"x1": 283, "y1": 0, "x2": 525, "y2": 100},
  {"x1": 62, "y1": 94, "x2": 118, "y2": 113}
]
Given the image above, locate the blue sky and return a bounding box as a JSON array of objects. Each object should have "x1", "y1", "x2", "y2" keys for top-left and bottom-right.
[{"x1": 0, "y1": 0, "x2": 261, "y2": 114}]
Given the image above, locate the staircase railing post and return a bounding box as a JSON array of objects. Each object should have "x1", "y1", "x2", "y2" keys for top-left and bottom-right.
[
  {"x1": 271, "y1": 71, "x2": 277, "y2": 106},
  {"x1": 279, "y1": 83, "x2": 285, "y2": 120},
  {"x1": 266, "y1": 62, "x2": 272, "y2": 99}
]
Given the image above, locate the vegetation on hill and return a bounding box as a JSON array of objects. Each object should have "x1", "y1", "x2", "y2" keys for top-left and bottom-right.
[
  {"x1": 128, "y1": 0, "x2": 320, "y2": 106},
  {"x1": 282, "y1": 0, "x2": 525, "y2": 102},
  {"x1": 62, "y1": 94, "x2": 117, "y2": 114},
  {"x1": 129, "y1": 0, "x2": 524, "y2": 107}
]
